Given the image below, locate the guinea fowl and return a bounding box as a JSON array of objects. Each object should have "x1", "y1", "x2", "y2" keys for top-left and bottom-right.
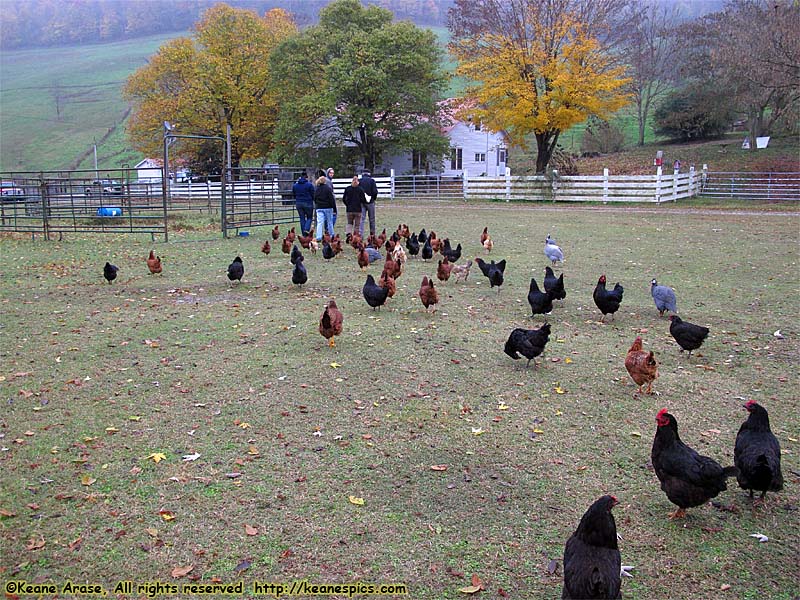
[
  {"x1": 362, "y1": 274, "x2": 389, "y2": 310},
  {"x1": 291, "y1": 255, "x2": 307, "y2": 286},
  {"x1": 734, "y1": 401, "x2": 783, "y2": 503},
  {"x1": 651, "y1": 279, "x2": 677, "y2": 316},
  {"x1": 562, "y1": 495, "x2": 622, "y2": 600},
  {"x1": 669, "y1": 315, "x2": 709, "y2": 356},
  {"x1": 475, "y1": 257, "x2": 506, "y2": 291},
  {"x1": 504, "y1": 323, "x2": 551, "y2": 367},
  {"x1": 227, "y1": 257, "x2": 243, "y2": 283},
  {"x1": 544, "y1": 235, "x2": 564, "y2": 266},
  {"x1": 103, "y1": 262, "x2": 119, "y2": 284},
  {"x1": 544, "y1": 266, "x2": 566, "y2": 300},
  {"x1": 651, "y1": 409, "x2": 737, "y2": 519},
  {"x1": 593, "y1": 275, "x2": 624, "y2": 322},
  {"x1": 528, "y1": 277, "x2": 554, "y2": 317}
]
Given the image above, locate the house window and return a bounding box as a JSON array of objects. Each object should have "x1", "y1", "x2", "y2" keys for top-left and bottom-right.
[
  {"x1": 474, "y1": 122, "x2": 481, "y2": 131},
  {"x1": 450, "y1": 147, "x2": 462, "y2": 170},
  {"x1": 475, "y1": 153, "x2": 486, "y2": 163},
  {"x1": 497, "y1": 148, "x2": 507, "y2": 165},
  {"x1": 412, "y1": 150, "x2": 427, "y2": 171}
]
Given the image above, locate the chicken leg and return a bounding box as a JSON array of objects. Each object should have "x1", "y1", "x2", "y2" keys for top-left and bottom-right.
[
  {"x1": 329, "y1": 337, "x2": 336, "y2": 348},
  {"x1": 668, "y1": 508, "x2": 687, "y2": 519}
]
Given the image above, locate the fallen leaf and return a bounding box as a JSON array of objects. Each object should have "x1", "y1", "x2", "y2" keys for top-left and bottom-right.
[
  {"x1": 247, "y1": 446, "x2": 260, "y2": 456},
  {"x1": 547, "y1": 558, "x2": 558, "y2": 575},
  {"x1": 171, "y1": 565, "x2": 193, "y2": 578},
  {"x1": 564, "y1": 357, "x2": 573, "y2": 364},
  {"x1": 554, "y1": 385, "x2": 566, "y2": 394},
  {"x1": 279, "y1": 548, "x2": 294, "y2": 559},
  {"x1": 720, "y1": 584, "x2": 731, "y2": 591},
  {"x1": 159, "y1": 511, "x2": 176, "y2": 521},
  {"x1": 471, "y1": 427, "x2": 484, "y2": 436},
  {"x1": 348, "y1": 495, "x2": 365, "y2": 506},
  {"x1": 145, "y1": 528, "x2": 158, "y2": 537},
  {"x1": 68, "y1": 537, "x2": 82, "y2": 551},
  {"x1": 630, "y1": 431, "x2": 641, "y2": 437},
  {"x1": 233, "y1": 559, "x2": 251, "y2": 574},
  {"x1": 146, "y1": 452, "x2": 167, "y2": 463},
  {"x1": 19, "y1": 389, "x2": 34, "y2": 398},
  {"x1": 0, "y1": 509, "x2": 16, "y2": 518},
  {"x1": 80, "y1": 475, "x2": 96, "y2": 486},
  {"x1": 459, "y1": 586, "x2": 482, "y2": 595},
  {"x1": 105, "y1": 427, "x2": 119, "y2": 434},
  {"x1": 329, "y1": 362, "x2": 341, "y2": 368},
  {"x1": 182, "y1": 453, "x2": 201, "y2": 462},
  {"x1": 430, "y1": 464, "x2": 448, "y2": 471},
  {"x1": 26, "y1": 537, "x2": 45, "y2": 550},
  {"x1": 245, "y1": 524, "x2": 258, "y2": 536},
  {"x1": 749, "y1": 533, "x2": 768, "y2": 543}
]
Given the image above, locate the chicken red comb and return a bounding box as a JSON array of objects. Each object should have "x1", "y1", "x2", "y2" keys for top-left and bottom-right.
[
  {"x1": 744, "y1": 400, "x2": 757, "y2": 410},
  {"x1": 656, "y1": 408, "x2": 668, "y2": 418}
]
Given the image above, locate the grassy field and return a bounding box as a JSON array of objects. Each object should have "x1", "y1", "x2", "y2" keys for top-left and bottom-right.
[
  {"x1": 0, "y1": 32, "x2": 184, "y2": 173},
  {"x1": 1, "y1": 203, "x2": 798, "y2": 598}
]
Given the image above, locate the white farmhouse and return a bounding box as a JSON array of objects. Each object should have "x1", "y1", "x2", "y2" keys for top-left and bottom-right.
[{"x1": 380, "y1": 99, "x2": 508, "y2": 176}]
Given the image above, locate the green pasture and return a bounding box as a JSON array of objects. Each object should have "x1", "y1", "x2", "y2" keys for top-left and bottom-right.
[{"x1": 0, "y1": 202, "x2": 798, "y2": 598}]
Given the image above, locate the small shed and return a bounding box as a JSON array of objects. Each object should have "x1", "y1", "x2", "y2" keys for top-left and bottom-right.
[{"x1": 134, "y1": 158, "x2": 164, "y2": 182}]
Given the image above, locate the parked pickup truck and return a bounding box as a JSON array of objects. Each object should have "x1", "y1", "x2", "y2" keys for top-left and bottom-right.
[{"x1": 85, "y1": 179, "x2": 123, "y2": 196}]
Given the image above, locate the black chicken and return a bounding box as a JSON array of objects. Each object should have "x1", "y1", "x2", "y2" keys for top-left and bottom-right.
[
  {"x1": 651, "y1": 409, "x2": 738, "y2": 519},
  {"x1": 503, "y1": 323, "x2": 551, "y2": 367},
  {"x1": 669, "y1": 315, "x2": 709, "y2": 356},
  {"x1": 290, "y1": 244, "x2": 303, "y2": 265},
  {"x1": 321, "y1": 241, "x2": 335, "y2": 260},
  {"x1": 734, "y1": 401, "x2": 783, "y2": 502},
  {"x1": 362, "y1": 274, "x2": 389, "y2": 310},
  {"x1": 593, "y1": 275, "x2": 623, "y2": 322},
  {"x1": 528, "y1": 277, "x2": 554, "y2": 317},
  {"x1": 406, "y1": 233, "x2": 420, "y2": 258},
  {"x1": 544, "y1": 266, "x2": 566, "y2": 300},
  {"x1": 291, "y1": 255, "x2": 307, "y2": 286},
  {"x1": 421, "y1": 238, "x2": 433, "y2": 261},
  {"x1": 441, "y1": 239, "x2": 462, "y2": 263},
  {"x1": 475, "y1": 257, "x2": 506, "y2": 291},
  {"x1": 227, "y1": 256, "x2": 244, "y2": 283},
  {"x1": 103, "y1": 262, "x2": 118, "y2": 284},
  {"x1": 562, "y1": 495, "x2": 621, "y2": 600},
  {"x1": 417, "y1": 228, "x2": 427, "y2": 245}
]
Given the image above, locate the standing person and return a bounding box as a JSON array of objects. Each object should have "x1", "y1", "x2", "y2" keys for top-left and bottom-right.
[
  {"x1": 673, "y1": 159, "x2": 681, "y2": 173},
  {"x1": 313, "y1": 175, "x2": 335, "y2": 241},
  {"x1": 292, "y1": 171, "x2": 315, "y2": 236},
  {"x1": 342, "y1": 176, "x2": 366, "y2": 236},
  {"x1": 325, "y1": 167, "x2": 338, "y2": 228},
  {"x1": 358, "y1": 170, "x2": 378, "y2": 237}
]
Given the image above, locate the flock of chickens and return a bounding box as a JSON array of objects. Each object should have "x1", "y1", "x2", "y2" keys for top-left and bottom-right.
[{"x1": 102, "y1": 223, "x2": 784, "y2": 599}]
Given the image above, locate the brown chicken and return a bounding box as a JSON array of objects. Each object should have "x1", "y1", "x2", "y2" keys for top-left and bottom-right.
[
  {"x1": 286, "y1": 227, "x2": 297, "y2": 243},
  {"x1": 430, "y1": 235, "x2": 443, "y2": 254},
  {"x1": 378, "y1": 273, "x2": 396, "y2": 298},
  {"x1": 298, "y1": 229, "x2": 315, "y2": 249},
  {"x1": 483, "y1": 236, "x2": 493, "y2": 253},
  {"x1": 625, "y1": 336, "x2": 658, "y2": 395},
  {"x1": 146, "y1": 250, "x2": 162, "y2": 274},
  {"x1": 271, "y1": 225, "x2": 280, "y2": 240},
  {"x1": 281, "y1": 237, "x2": 292, "y2": 254},
  {"x1": 330, "y1": 234, "x2": 343, "y2": 255},
  {"x1": 349, "y1": 232, "x2": 363, "y2": 250},
  {"x1": 376, "y1": 228, "x2": 387, "y2": 248},
  {"x1": 418, "y1": 276, "x2": 439, "y2": 313},
  {"x1": 322, "y1": 232, "x2": 331, "y2": 245},
  {"x1": 437, "y1": 258, "x2": 452, "y2": 282},
  {"x1": 382, "y1": 256, "x2": 402, "y2": 280},
  {"x1": 319, "y1": 300, "x2": 343, "y2": 348},
  {"x1": 357, "y1": 246, "x2": 370, "y2": 270},
  {"x1": 397, "y1": 224, "x2": 410, "y2": 239},
  {"x1": 480, "y1": 227, "x2": 489, "y2": 246},
  {"x1": 261, "y1": 239, "x2": 271, "y2": 255}
]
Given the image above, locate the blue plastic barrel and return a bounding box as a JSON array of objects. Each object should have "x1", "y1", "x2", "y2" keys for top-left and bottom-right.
[{"x1": 97, "y1": 207, "x2": 122, "y2": 217}]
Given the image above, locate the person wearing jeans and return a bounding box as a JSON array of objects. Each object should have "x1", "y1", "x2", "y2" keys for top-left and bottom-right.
[
  {"x1": 292, "y1": 172, "x2": 315, "y2": 235},
  {"x1": 313, "y1": 176, "x2": 335, "y2": 241},
  {"x1": 358, "y1": 170, "x2": 378, "y2": 237}
]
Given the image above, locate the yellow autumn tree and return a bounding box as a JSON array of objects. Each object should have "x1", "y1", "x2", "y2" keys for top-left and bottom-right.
[
  {"x1": 450, "y1": 4, "x2": 630, "y2": 174},
  {"x1": 124, "y1": 5, "x2": 296, "y2": 169}
]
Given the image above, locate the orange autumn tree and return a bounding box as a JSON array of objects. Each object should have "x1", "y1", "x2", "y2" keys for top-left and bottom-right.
[
  {"x1": 450, "y1": 3, "x2": 630, "y2": 174},
  {"x1": 124, "y1": 5, "x2": 296, "y2": 169}
]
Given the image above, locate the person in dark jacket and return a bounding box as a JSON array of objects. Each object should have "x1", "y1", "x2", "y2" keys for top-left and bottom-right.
[
  {"x1": 358, "y1": 170, "x2": 378, "y2": 237},
  {"x1": 313, "y1": 175, "x2": 336, "y2": 241},
  {"x1": 292, "y1": 172, "x2": 315, "y2": 235},
  {"x1": 342, "y1": 175, "x2": 366, "y2": 236}
]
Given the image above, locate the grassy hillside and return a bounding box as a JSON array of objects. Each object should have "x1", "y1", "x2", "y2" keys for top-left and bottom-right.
[{"x1": 0, "y1": 32, "x2": 185, "y2": 173}]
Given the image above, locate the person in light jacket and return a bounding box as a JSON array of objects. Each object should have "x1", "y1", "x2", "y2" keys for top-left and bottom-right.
[
  {"x1": 325, "y1": 167, "x2": 337, "y2": 228},
  {"x1": 313, "y1": 175, "x2": 336, "y2": 241},
  {"x1": 358, "y1": 170, "x2": 378, "y2": 237},
  {"x1": 292, "y1": 172, "x2": 315, "y2": 236}
]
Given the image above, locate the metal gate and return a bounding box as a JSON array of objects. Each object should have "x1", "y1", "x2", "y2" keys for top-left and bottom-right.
[
  {"x1": 701, "y1": 172, "x2": 800, "y2": 201},
  {"x1": 1, "y1": 169, "x2": 168, "y2": 240}
]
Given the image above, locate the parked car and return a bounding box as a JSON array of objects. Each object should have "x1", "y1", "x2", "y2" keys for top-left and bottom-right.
[
  {"x1": 85, "y1": 179, "x2": 123, "y2": 196},
  {"x1": 1, "y1": 181, "x2": 25, "y2": 197}
]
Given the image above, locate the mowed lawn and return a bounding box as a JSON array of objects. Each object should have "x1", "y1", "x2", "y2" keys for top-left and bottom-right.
[{"x1": 1, "y1": 202, "x2": 798, "y2": 599}]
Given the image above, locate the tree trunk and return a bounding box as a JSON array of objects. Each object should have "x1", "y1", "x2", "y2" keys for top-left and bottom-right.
[{"x1": 535, "y1": 131, "x2": 559, "y2": 174}]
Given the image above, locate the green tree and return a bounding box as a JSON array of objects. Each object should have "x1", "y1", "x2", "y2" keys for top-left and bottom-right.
[
  {"x1": 123, "y1": 4, "x2": 296, "y2": 170},
  {"x1": 269, "y1": 0, "x2": 450, "y2": 173},
  {"x1": 653, "y1": 82, "x2": 735, "y2": 141}
]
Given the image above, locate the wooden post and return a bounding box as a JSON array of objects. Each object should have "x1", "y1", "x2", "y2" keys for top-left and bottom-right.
[
  {"x1": 462, "y1": 169, "x2": 468, "y2": 202},
  {"x1": 689, "y1": 165, "x2": 696, "y2": 197},
  {"x1": 672, "y1": 169, "x2": 679, "y2": 202},
  {"x1": 390, "y1": 169, "x2": 395, "y2": 200},
  {"x1": 505, "y1": 166, "x2": 511, "y2": 202},
  {"x1": 603, "y1": 168, "x2": 609, "y2": 204},
  {"x1": 655, "y1": 166, "x2": 663, "y2": 203}
]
